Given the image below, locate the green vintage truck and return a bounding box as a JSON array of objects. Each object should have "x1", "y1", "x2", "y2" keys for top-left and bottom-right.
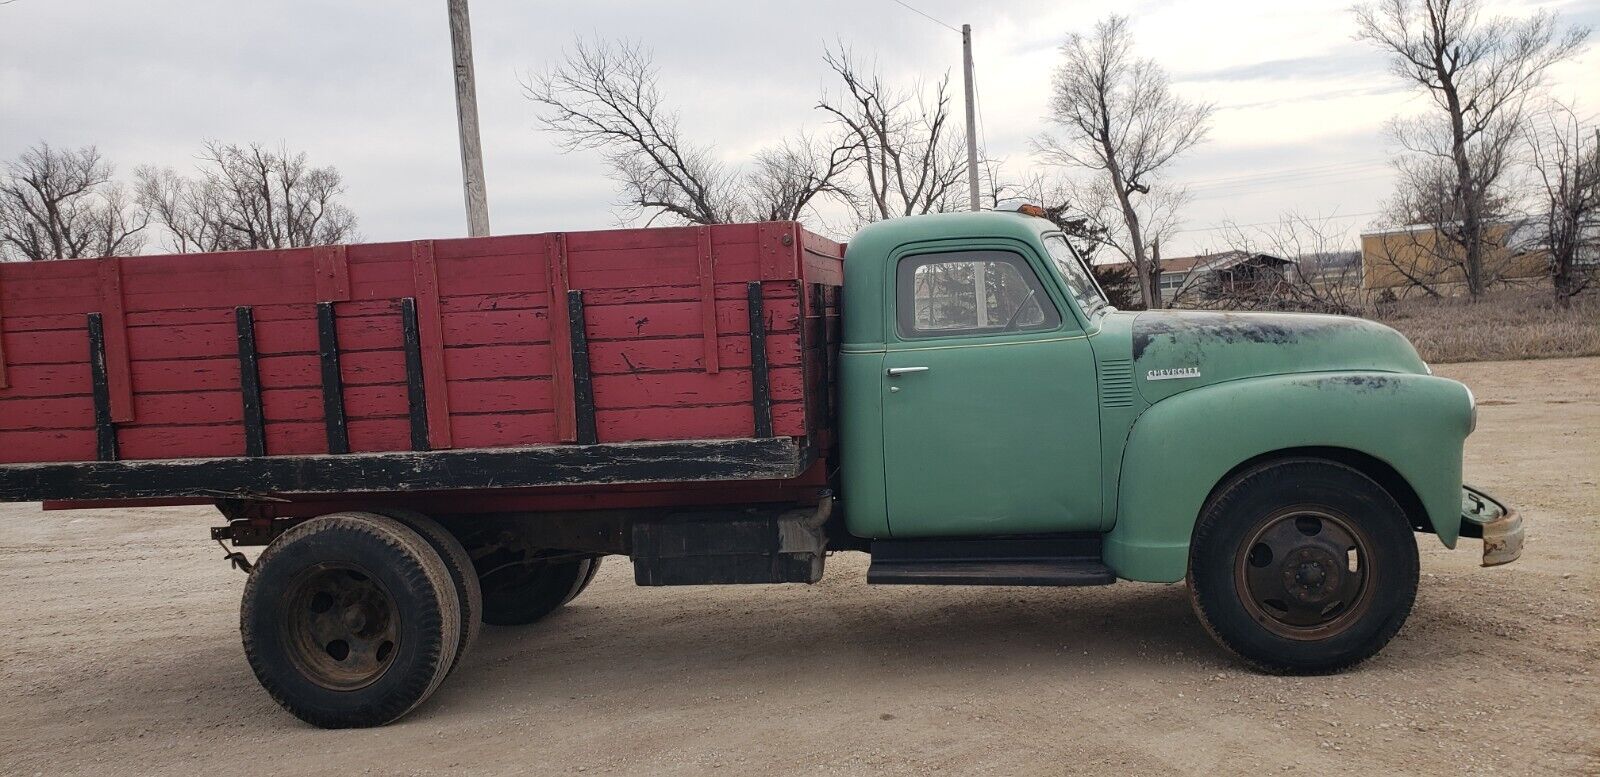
[{"x1": 0, "y1": 208, "x2": 1521, "y2": 727}]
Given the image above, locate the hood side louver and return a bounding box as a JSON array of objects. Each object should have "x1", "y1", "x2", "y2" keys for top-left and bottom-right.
[{"x1": 1100, "y1": 359, "x2": 1135, "y2": 408}]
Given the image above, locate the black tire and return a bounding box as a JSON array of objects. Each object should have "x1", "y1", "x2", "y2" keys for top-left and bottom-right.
[
  {"x1": 1187, "y1": 458, "x2": 1420, "y2": 674},
  {"x1": 562, "y1": 556, "x2": 603, "y2": 606},
  {"x1": 372, "y1": 508, "x2": 482, "y2": 675},
  {"x1": 241, "y1": 512, "x2": 461, "y2": 728},
  {"x1": 479, "y1": 556, "x2": 597, "y2": 626}
]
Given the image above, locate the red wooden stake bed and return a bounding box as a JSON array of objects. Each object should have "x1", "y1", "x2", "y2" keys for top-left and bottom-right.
[{"x1": 0, "y1": 222, "x2": 844, "y2": 516}]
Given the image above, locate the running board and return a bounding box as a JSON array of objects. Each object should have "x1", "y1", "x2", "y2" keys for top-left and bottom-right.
[{"x1": 867, "y1": 536, "x2": 1117, "y2": 587}]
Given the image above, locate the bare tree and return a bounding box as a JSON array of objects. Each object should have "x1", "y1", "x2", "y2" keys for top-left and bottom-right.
[
  {"x1": 1212, "y1": 212, "x2": 1367, "y2": 314},
  {"x1": 526, "y1": 39, "x2": 850, "y2": 226},
  {"x1": 816, "y1": 46, "x2": 969, "y2": 224},
  {"x1": 744, "y1": 133, "x2": 855, "y2": 223},
  {"x1": 1355, "y1": 0, "x2": 1590, "y2": 298},
  {"x1": 1034, "y1": 15, "x2": 1212, "y2": 309},
  {"x1": 1526, "y1": 104, "x2": 1599, "y2": 305},
  {"x1": 0, "y1": 143, "x2": 147, "y2": 261},
  {"x1": 135, "y1": 142, "x2": 357, "y2": 252}
]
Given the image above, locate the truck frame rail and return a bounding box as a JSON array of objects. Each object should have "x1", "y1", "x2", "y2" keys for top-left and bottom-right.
[{"x1": 0, "y1": 437, "x2": 815, "y2": 502}]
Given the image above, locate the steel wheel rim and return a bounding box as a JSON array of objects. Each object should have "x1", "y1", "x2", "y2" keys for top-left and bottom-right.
[
  {"x1": 1233, "y1": 506, "x2": 1378, "y2": 641},
  {"x1": 282, "y1": 563, "x2": 401, "y2": 691}
]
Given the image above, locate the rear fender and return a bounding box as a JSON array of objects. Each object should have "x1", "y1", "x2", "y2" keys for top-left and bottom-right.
[{"x1": 1104, "y1": 372, "x2": 1474, "y2": 583}]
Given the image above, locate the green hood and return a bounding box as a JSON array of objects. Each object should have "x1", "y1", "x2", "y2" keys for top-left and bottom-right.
[{"x1": 1126, "y1": 310, "x2": 1428, "y2": 403}]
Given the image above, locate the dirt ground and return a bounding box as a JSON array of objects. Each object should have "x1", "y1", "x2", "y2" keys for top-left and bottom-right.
[{"x1": 1, "y1": 357, "x2": 1595, "y2": 776}]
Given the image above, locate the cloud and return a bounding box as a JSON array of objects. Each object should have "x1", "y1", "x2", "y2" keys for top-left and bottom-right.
[{"x1": 1178, "y1": 48, "x2": 1387, "y2": 83}]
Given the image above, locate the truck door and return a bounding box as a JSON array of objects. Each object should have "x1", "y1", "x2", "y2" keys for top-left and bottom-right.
[{"x1": 881, "y1": 247, "x2": 1102, "y2": 537}]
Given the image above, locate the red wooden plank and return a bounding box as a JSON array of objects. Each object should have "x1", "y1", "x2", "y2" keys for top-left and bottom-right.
[
  {"x1": 586, "y1": 334, "x2": 799, "y2": 375},
  {"x1": 0, "y1": 429, "x2": 94, "y2": 463},
  {"x1": 0, "y1": 395, "x2": 94, "y2": 431},
  {"x1": 263, "y1": 421, "x2": 329, "y2": 456},
  {"x1": 118, "y1": 424, "x2": 243, "y2": 459},
  {"x1": 450, "y1": 411, "x2": 559, "y2": 448},
  {"x1": 260, "y1": 385, "x2": 409, "y2": 423},
  {"x1": 442, "y1": 344, "x2": 553, "y2": 381},
  {"x1": 595, "y1": 404, "x2": 706, "y2": 442},
  {"x1": 445, "y1": 377, "x2": 554, "y2": 415},
  {"x1": 0, "y1": 363, "x2": 92, "y2": 397},
  {"x1": 431, "y1": 233, "x2": 550, "y2": 260},
  {"x1": 771, "y1": 400, "x2": 806, "y2": 438},
  {"x1": 591, "y1": 367, "x2": 804, "y2": 411},
  {"x1": 0, "y1": 311, "x2": 86, "y2": 333},
  {"x1": 441, "y1": 309, "x2": 545, "y2": 347},
  {"x1": 130, "y1": 390, "x2": 242, "y2": 426},
  {"x1": 696, "y1": 226, "x2": 719, "y2": 374},
  {"x1": 347, "y1": 417, "x2": 413, "y2": 453},
  {"x1": 547, "y1": 233, "x2": 577, "y2": 443},
  {"x1": 96, "y1": 258, "x2": 134, "y2": 422},
  {"x1": 313, "y1": 245, "x2": 352, "y2": 301},
  {"x1": 581, "y1": 296, "x2": 800, "y2": 341},
  {"x1": 257, "y1": 352, "x2": 408, "y2": 389},
  {"x1": 411, "y1": 240, "x2": 453, "y2": 448},
  {"x1": 802, "y1": 248, "x2": 845, "y2": 286}
]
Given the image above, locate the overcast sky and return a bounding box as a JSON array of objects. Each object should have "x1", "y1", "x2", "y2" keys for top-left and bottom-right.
[{"x1": 2, "y1": 0, "x2": 1596, "y2": 256}]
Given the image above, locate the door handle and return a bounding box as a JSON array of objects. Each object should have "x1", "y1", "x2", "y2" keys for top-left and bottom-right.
[{"x1": 886, "y1": 366, "x2": 930, "y2": 376}]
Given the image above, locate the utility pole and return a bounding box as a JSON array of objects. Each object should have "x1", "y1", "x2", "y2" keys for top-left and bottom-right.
[
  {"x1": 961, "y1": 23, "x2": 980, "y2": 213},
  {"x1": 448, "y1": 0, "x2": 490, "y2": 237}
]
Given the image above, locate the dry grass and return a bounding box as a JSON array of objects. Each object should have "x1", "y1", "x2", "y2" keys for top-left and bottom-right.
[{"x1": 1366, "y1": 288, "x2": 1600, "y2": 364}]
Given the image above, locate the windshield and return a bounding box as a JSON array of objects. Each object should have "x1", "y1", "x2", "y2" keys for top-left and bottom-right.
[{"x1": 1042, "y1": 234, "x2": 1109, "y2": 319}]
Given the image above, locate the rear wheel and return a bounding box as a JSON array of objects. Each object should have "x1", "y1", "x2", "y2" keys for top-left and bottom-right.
[
  {"x1": 241, "y1": 512, "x2": 461, "y2": 728},
  {"x1": 1187, "y1": 459, "x2": 1419, "y2": 674},
  {"x1": 372, "y1": 508, "x2": 481, "y2": 674},
  {"x1": 478, "y1": 555, "x2": 600, "y2": 626},
  {"x1": 460, "y1": 519, "x2": 602, "y2": 626}
]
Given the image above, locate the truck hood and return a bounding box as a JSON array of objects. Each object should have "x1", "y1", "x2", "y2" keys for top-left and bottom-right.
[{"x1": 1124, "y1": 309, "x2": 1429, "y2": 403}]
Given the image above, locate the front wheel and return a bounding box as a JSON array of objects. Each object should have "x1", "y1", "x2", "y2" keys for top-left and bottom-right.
[{"x1": 1187, "y1": 459, "x2": 1419, "y2": 674}]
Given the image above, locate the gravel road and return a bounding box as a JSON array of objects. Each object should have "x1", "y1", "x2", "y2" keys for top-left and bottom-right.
[{"x1": 1, "y1": 357, "x2": 1595, "y2": 776}]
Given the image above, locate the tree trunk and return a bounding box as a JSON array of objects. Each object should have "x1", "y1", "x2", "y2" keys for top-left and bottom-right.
[
  {"x1": 1440, "y1": 74, "x2": 1484, "y2": 298},
  {"x1": 1105, "y1": 161, "x2": 1156, "y2": 309},
  {"x1": 1150, "y1": 237, "x2": 1164, "y2": 309}
]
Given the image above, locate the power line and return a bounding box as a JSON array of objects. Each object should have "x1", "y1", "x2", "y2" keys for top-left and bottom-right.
[
  {"x1": 885, "y1": 0, "x2": 961, "y2": 33},
  {"x1": 1178, "y1": 157, "x2": 1391, "y2": 189},
  {"x1": 1187, "y1": 171, "x2": 1396, "y2": 202}
]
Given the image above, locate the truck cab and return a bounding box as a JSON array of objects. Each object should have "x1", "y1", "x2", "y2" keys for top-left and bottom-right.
[{"x1": 837, "y1": 209, "x2": 1520, "y2": 666}]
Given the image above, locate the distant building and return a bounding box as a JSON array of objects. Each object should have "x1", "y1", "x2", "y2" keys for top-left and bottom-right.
[
  {"x1": 1359, "y1": 219, "x2": 1546, "y2": 295},
  {"x1": 1103, "y1": 251, "x2": 1297, "y2": 301}
]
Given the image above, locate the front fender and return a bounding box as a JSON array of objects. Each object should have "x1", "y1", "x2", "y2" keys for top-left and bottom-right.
[{"x1": 1103, "y1": 372, "x2": 1474, "y2": 583}]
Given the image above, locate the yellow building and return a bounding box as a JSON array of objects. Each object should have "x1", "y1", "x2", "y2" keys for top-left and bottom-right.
[{"x1": 1360, "y1": 220, "x2": 1546, "y2": 294}]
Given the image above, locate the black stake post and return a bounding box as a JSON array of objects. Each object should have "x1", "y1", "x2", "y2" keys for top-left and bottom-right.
[
  {"x1": 235, "y1": 307, "x2": 266, "y2": 457},
  {"x1": 567, "y1": 290, "x2": 598, "y2": 445},
  {"x1": 87, "y1": 313, "x2": 119, "y2": 462},
  {"x1": 399, "y1": 298, "x2": 431, "y2": 451},
  {"x1": 316, "y1": 302, "x2": 350, "y2": 455},
  {"x1": 746, "y1": 282, "x2": 773, "y2": 438}
]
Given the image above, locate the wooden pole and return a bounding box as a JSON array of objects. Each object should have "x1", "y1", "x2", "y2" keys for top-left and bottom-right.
[
  {"x1": 448, "y1": 0, "x2": 491, "y2": 237},
  {"x1": 962, "y1": 24, "x2": 980, "y2": 213}
]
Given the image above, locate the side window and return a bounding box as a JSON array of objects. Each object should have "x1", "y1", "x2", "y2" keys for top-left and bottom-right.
[{"x1": 896, "y1": 251, "x2": 1060, "y2": 338}]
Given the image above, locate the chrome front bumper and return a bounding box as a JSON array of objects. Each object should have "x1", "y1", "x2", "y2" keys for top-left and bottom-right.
[{"x1": 1461, "y1": 485, "x2": 1523, "y2": 566}]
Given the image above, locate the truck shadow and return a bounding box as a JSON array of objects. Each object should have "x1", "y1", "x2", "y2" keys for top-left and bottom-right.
[{"x1": 443, "y1": 580, "x2": 1220, "y2": 703}]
